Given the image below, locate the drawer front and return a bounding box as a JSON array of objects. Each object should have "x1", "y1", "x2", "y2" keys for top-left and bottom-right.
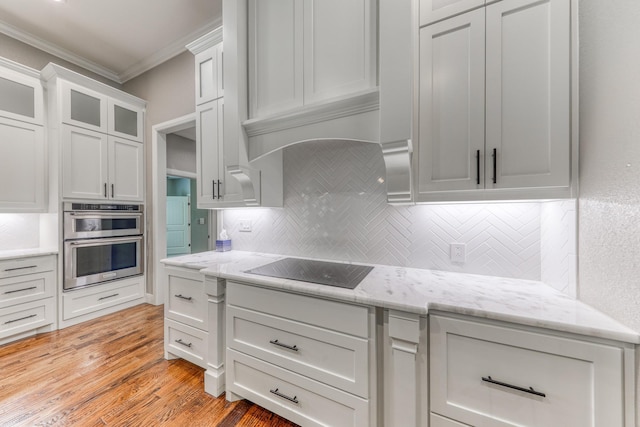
[
  {"x1": 165, "y1": 269, "x2": 207, "y2": 331},
  {"x1": 228, "y1": 305, "x2": 369, "y2": 397},
  {"x1": 62, "y1": 279, "x2": 144, "y2": 320},
  {"x1": 0, "y1": 297, "x2": 55, "y2": 339},
  {"x1": 227, "y1": 349, "x2": 369, "y2": 427},
  {"x1": 0, "y1": 255, "x2": 55, "y2": 280},
  {"x1": 430, "y1": 315, "x2": 625, "y2": 427},
  {"x1": 430, "y1": 413, "x2": 471, "y2": 427},
  {"x1": 227, "y1": 282, "x2": 369, "y2": 338},
  {"x1": 165, "y1": 318, "x2": 208, "y2": 369},
  {"x1": 0, "y1": 270, "x2": 55, "y2": 308}
]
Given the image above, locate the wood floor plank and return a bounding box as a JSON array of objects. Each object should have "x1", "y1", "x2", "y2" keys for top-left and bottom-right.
[{"x1": 0, "y1": 303, "x2": 298, "y2": 427}]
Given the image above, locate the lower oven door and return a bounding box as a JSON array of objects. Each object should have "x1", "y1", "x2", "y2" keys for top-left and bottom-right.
[{"x1": 64, "y1": 235, "x2": 144, "y2": 291}]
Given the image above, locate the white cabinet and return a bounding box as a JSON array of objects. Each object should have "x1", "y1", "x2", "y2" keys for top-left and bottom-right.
[
  {"x1": 196, "y1": 99, "x2": 244, "y2": 208},
  {"x1": 416, "y1": 0, "x2": 573, "y2": 201},
  {"x1": 225, "y1": 282, "x2": 376, "y2": 427},
  {"x1": 61, "y1": 125, "x2": 143, "y2": 201},
  {"x1": 195, "y1": 43, "x2": 224, "y2": 105},
  {"x1": 420, "y1": 0, "x2": 485, "y2": 26},
  {"x1": 0, "y1": 255, "x2": 57, "y2": 346},
  {"x1": 108, "y1": 98, "x2": 144, "y2": 143},
  {"x1": 0, "y1": 117, "x2": 46, "y2": 212},
  {"x1": 430, "y1": 314, "x2": 635, "y2": 427},
  {"x1": 0, "y1": 64, "x2": 44, "y2": 125}
]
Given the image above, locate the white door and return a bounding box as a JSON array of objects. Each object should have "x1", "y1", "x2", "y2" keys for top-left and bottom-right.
[
  {"x1": 485, "y1": 0, "x2": 570, "y2": 189},
  {"x1": 417, "y1": 8, "x2": 486, "y2": 196},
  {"x1": 167, "y1": 196, "x2": 190, "y2": 256},
  {"x1": 109, "y1": 136, "x2": 144, "y2": 202},
  {"x1": 62, "y1": 124, "x2": 109, "y2": 200}
]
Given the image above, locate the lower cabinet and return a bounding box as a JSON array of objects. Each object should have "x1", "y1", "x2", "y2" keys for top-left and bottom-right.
[
  {"x1": 225, "y1": 282, "x2": 378, "y2": 427},
  {"x1": 0, "y1": 255, "x2": 57, "y2": 345}
]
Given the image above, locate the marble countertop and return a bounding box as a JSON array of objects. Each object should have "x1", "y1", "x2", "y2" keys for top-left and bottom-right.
[
  {"x1": 162, "y1": 250, "x2": 640, "y2": 344},
  {"x1": 0, "y1": 247, "x2": 58, "y2": 261}
]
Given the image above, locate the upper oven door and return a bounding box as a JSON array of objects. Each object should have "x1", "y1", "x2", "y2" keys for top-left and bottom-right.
[{"x1": 64, "y1": 211, "x2": 143, "y2": 239}]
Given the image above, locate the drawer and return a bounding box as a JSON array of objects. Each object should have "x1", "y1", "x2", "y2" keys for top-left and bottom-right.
[
  {"x1": 431, "y1": 413, "x2": 470, "y2": 427},
  {"x1": 430, "y1": 315, "x2": 626, "y2": 427},
  {"x1": 62, "y1": 278, "x2": 144, "y2": 320},
  {"x1": 165, "y1": 318, "x2": 208, "y2": 369},
  {"x1": 420, "y1": 0, "x2": 484, "y2": 26},
  {"x1": 0, "y1": 297, "x2": 55, "y2": 340},
  {"x1": 227, "y1": 305, "x2": 369, "y2": 398},
  {"x1": 227, "y1": 282, "x2": 369, "y2": 338},
  {"x1": 165, "y1": 267, "x2": 207, "y2": 331},
  {"x1": 0, "y1": 270, "x2": 55, "y2": 308},
  {"x1": 227, "y1": 349, "x2": 370, "y2": 427},
  {"x1": 0, "y1": 255, "x2": 55, "y2": 280}
]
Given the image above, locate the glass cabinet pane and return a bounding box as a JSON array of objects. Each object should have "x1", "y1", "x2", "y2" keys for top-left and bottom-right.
[
  {"x1": 113, "y1": 104, "x2": 138, "y2": 137},
  {"x1": 70, "y1": 89, "x2": 102, "y2": 127},
  {"x1": 0, "y1": 77, "x2": 35, "y2": 118}
]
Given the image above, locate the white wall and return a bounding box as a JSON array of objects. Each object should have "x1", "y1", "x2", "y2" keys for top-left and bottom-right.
[{"x1": 578, "y1": 0, "x2": 640, "y2": 333}]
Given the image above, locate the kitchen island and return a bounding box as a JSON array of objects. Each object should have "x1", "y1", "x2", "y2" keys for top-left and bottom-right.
[{"x1": 162, "y1": 250, "x2": 639, "y2": 427}]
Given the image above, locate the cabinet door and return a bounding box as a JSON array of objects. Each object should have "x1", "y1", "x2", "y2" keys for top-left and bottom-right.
[
  {"x1": 0, "y1": 117, "x2": 45, "y2": 212},
  {"x1": 485, "y1": 0, "x2": 570, "y2": 190},
  {"x1": 108, "y1": 136, "x2": 144, "y2": 202},
  {"x1": 249, "y1": 0, "x2": 303, "y2": 118},
  {"x1": 303, "y1": 0, "x2": 376, "y2": 104},
  {"x1": 195, "y1": 46, "x2": 219, "y2": 105},
  {"x1": 62, "y1": 125, "x2": 109, "y2": 200},
  {"x1": 61, "y1": 81, "x2": 109, "y2": 133},
  {"x1": 420, "y1": 0, "x2": 485, "y2": 26},
  {"x1": 196, "y1": 101, "x2": 222, "y2": 207},
  {"x1": 0, "y1": 68, "x2": 43, "y2": 125},
  {"x1": 417, "y1": 9, "x2": 485, "y2": 196},
  {"x1": 219, "y1": 98, "x2": 244, "y2": 204},
  {"x1": 108, "y1": 99, "x2": 144, "y2": 143}
]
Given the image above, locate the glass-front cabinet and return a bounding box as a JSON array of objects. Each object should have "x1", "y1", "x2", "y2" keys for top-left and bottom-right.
[{"x1": 0, "y1": 66, "x2": 43, "y2": 125}]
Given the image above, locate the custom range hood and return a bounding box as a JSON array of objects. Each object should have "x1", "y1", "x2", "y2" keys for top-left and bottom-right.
[{"x1": 223, "y1": 0, "x2": 414, "y2": 204}]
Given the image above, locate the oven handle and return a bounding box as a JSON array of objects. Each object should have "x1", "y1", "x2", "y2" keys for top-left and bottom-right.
[
  {"x1": 68, "y1": 236, "x2": 143, "y2": 247},
  {"x1": 67, "y1": 212, "x2": 143, "y2": 218}
]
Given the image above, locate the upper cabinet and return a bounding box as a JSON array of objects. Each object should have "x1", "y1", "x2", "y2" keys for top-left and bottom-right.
[
  {"x1": 420, "y1": 0, "x2": 485, "y2": 26},
  {"x1": 0, "y1": 59, "x2": 47, "y2": 213},
  {"x1": 195, "y1": 43, "x2": 224, "y2": 105},
  {"x1": 415, "y1": 0, "x2": 574, "y2": 202}
]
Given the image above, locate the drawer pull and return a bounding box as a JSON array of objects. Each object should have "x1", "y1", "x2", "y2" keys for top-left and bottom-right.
[
  {"x1": 4, "y1": 286, "x2": 37, "y2": 294},
  {"x1": 482, "y1": 376, "x2": 546, "y2": 398},
  {"x1": 269, "y1": 388, "x2": 299, "y2": 404},
  {"x1": 98, "y1": 293, "x2": 119, "y2": 301},
  {"x1": 269, "y1": 339, "x2": 298, "y2": 352},
  {"x1": 174, "y1": 294, "x2": 193, "y2": 301},
  {"x1": 4, "y1": 265, "x2": 37, "y2": 272},
  {"x1": 4, "y1": 314, "x2": 37, "y2": 324},
  {"x1": 175, "y1": 339, "x2": 192, "y2": 348}
]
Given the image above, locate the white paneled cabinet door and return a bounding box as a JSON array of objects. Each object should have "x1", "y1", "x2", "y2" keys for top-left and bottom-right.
[
  {"x1": 197, "y1": 101, "x2": 219, "y2": 205},
  {"x1": 302, "y1": 0, "x2": 376, "y2": 104},
  {"x1": 0, "y1": 68, "x2": 43, "y2": 125},
  {"x1": 0, "y1": 117, "x2": 45, "y2": 211},
  {"x1": 485, "y1": 0, "x2": 570, "y2": 190},
  {"x1": 195, "y1": 45, "x2": 223, "y2": 105},
  {"x1": 61, "y1": 81, "x2": 109, "y2": 134},
  {"x1": 249, "y1": 0, "x2": 303, "y2": 118},
  {"x1": 417, "y1": 9, "x2": 485, "y2": 195},
  {"x1": 219, "y1": 99, "x2": 243, "y2": 204},
  {"x1": 109, "y1": 136, "x2": 144, "y2": 202},
  {"x1": 108, "y1": 99, "x2": 144, "y2": 143},
  {"x1": 420, "y1": 0, "x2": 485, "y2": 26},
  {"x1": 62, "y1": 125, "x2": 108, "y2": 200}
]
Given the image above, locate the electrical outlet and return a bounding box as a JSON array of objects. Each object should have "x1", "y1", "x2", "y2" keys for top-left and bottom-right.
[
  {"x1": 239, "y1": 219, "x2": 252, "y2": 232},
  {"x1": 450, "y1": 243, "x2": 466, "y2": 263}
]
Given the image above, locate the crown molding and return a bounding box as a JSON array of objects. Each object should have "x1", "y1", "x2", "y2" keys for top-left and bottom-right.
[
  {"x1": 0, "y1": 56, "x2": 40, "y2": 79},
  {"x1": 186, "y1": 25, "x2": 223, "y2": 54}
]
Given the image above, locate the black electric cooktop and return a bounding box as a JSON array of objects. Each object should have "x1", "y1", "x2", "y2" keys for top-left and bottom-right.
[{"x1": 244, "y1": 258, "x2": 373, "y2": 289}]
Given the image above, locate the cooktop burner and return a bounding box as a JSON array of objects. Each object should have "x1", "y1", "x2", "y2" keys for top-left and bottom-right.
[{"x1": 244, "y1": 258, "x2": 373, "y2": 289}]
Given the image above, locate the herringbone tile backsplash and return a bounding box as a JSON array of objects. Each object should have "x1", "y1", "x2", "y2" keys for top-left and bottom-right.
[
  {"x1": 224, "y1": 140, "x2": 575, "y2": 288},
  {"x1": 0, "y1": 214, "x2": 40, "y2": 250}
]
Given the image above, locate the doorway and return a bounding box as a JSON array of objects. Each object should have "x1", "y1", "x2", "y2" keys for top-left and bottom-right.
[{"x1": 166, "y1": 176, "x2": 211, "y2": 256}]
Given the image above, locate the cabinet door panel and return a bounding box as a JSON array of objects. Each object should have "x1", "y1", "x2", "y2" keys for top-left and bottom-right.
[
  {"x1": 485, "y1": 0, "x2": 570, "y2": 189},
  {"x1": 249, "y1": 0, "x2": 303, "y2": 118},
  {"x1": 61, "y1": 81, "x2": 108, "y2": 133},
  {"x1": 109, "y1": 137, "x2": 143, "y2": 202},
  {"x1": 417, "y1": 9, "x2": 485, "y2": 195},
  {"x1": 195, "y1": 46, "x2": 218, "y2": 105},
  {"x1": 196, "y1": 101, "x2": 221, "y2": 206},
  {"x1": 303, "y1": 0, "x2": 376, "y2": 104},
  {"x1": 108, "y1": 99, "x2": 144, "y2": 143},
  {"x1": 0, "y1": 118, "x2": 45, "y2": 211},
  {"x1": 420, "y1": 0, "x2": 485, "y2": 26},
  {"x1": 0, "y1": 69, "x2": 43, "y2": 124},
  {"x1": 62, "y1": 125, "x2": 108, "y2": 200}
]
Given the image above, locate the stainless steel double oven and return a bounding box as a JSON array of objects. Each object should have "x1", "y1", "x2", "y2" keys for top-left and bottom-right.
[{"x1": 63, "y1": 202, "x2": 144, "y2": 291}]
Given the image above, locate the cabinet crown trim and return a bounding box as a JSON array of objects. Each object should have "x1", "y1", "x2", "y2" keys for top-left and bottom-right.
[{"x1": 186, "y1": 27, "x2": 223, "y2": 54}]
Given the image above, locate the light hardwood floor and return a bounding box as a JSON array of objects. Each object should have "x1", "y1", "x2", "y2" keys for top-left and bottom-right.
[{"x1": 0, "y1": 303, "x2": 299, "y2": 426}]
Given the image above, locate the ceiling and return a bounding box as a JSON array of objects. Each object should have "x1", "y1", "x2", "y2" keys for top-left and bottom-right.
[{"x1": 0, "y1": 0, "x2": 222, "y2": 84}]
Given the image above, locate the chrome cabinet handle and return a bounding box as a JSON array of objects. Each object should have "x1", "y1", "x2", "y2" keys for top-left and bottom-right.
[
  {"x1": 104, "y1": 183, "x2": 107, "y2": 198},
  {"x1": 174, "y1": 294, "x2": 193, "y2": 301},
  {"x1": 492, "y1": 148, "x2": 497, "y2": 184},
  {"x1": 476, "y1": 149, "x2": 481, "y2": 185},
  {"x1": 269, "y1": 388, "x2": 299, "y2": 404},
  {"x1": 212, "y1": 180, "x2": 216, "y2": 199},
  {"x1": 111, "y1": 184, "x2": 114, "y2": 198},
  {"x1": 4, "y1": 265, "x2": 37, "y2": 272},
  {"x1": 175, "y1": 339, "x2": 192, "y2": 348},
  {"x1": 98, "y1": 293, "x2": 119, "y2": 301},
  {"x1": 4, "y1": 286, "x2": 37, "y2": 294},
  {"x1": 482, "y1": 376, "x2": 546, "y2": 398},
  {"x1": 216, "y1": 180, "x2": 222, "y2": 199},
  {"x1": 269, "y1": 339, "x2": 298, "y2": 352},
  {"x1": 4, "y1": 314, "x2": 37, "y2": 324}
]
